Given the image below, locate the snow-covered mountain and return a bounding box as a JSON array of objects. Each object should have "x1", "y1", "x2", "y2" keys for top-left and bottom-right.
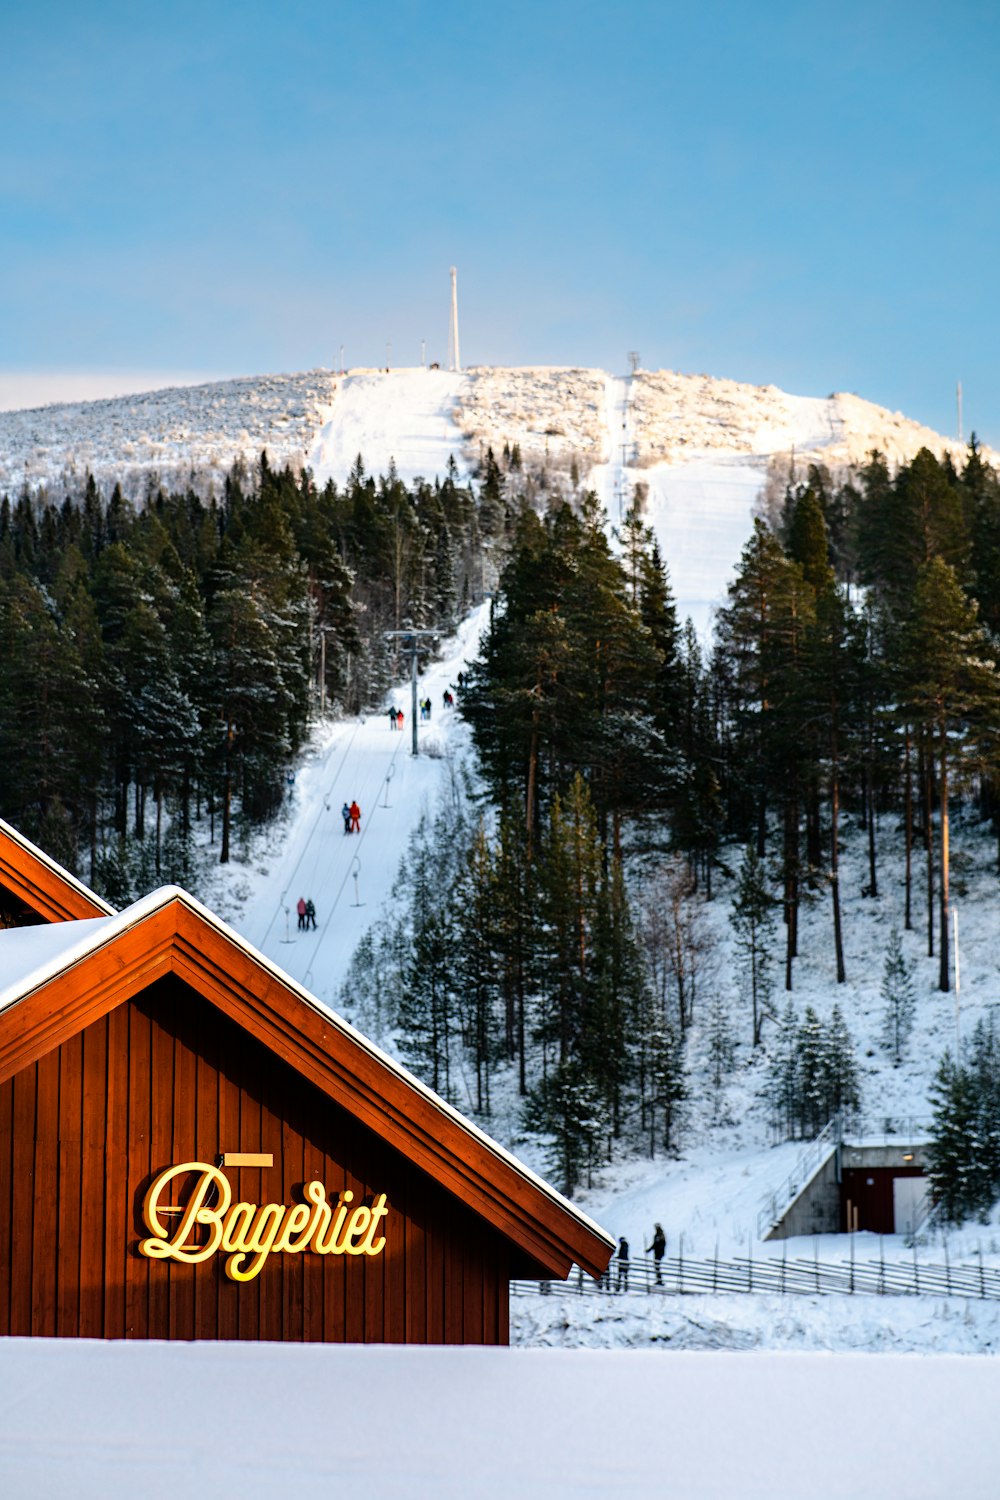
[
  {"x1": 0, "y1": 364, "x2": 973, "y2": 498},
  {"x1": 0, "y1": 363, "x2": 979, "y2": 636}
]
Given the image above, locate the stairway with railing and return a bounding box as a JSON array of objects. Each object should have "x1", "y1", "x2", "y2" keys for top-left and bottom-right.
[{"x1": 755, "y1": 1116, "x2": 842, "y2": 1239}]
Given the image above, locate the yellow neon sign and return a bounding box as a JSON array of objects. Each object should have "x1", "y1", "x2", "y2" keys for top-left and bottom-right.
[{"x1": 138, "y1": 1162, "x2": 389, "y2": 1282}]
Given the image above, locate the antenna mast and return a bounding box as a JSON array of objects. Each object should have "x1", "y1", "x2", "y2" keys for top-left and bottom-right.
[{"x1": 448, "y1": 266, "x2": 461, "y2": 372}]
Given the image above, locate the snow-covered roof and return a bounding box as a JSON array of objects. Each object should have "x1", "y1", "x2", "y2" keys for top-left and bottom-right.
[
  {"x1": 0, "y1": 815, "x2": 116, "y2": 918},
  {"x1": 0, "y1": 916, "x2": 113, "y2": 994},
  {"x1": 0, "y1": 883, "x2": 613, "y2": 1264}
]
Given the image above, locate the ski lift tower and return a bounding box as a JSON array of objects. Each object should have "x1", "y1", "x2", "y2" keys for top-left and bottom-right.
[{"x1": 385, "y1": 626, "x2": 438, "y2": 756}]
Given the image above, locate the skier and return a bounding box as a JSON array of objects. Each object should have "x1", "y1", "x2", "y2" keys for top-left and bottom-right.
[
  {"x1": 349, "y1": 800, "x2": 361, "y2": 834},
  {"x1": 646, "y1": 1223, "x2": 666, "y2": 1286},
  {"x1": 305, "y1": 898, "x2": 317, "y2": 930},
  {"x1": 341, "y1": 801, "x2": 351, "y2": 834},
  {"x1": 296, "y1": 895, "x2": 306, "y2": 931},
  {"x1": 615, "y1": 1236, "x2": 630, "y2": 1292}
]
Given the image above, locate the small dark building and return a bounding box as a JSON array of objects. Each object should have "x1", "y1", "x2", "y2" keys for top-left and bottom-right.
[{"x1": 840, "y1": 1144, "x2": 929, "y2": 1236}]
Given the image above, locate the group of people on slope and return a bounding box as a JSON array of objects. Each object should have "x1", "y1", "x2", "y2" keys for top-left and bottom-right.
[
  {"x1": 341, "y1": 800, "x2": 361, "y2": 834},
  {"x1": 295, "y1": 896, "x2": 316, "y2": 930},
  {"x1": 389, "y1": 690, "x2": 456, "y2": 730},
  {"x1": 602, "y1": 1223, "x2": 667, "y2": 1292}
]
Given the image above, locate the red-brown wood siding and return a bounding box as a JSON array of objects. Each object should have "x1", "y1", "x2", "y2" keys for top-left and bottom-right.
[
  {"x1": 841, "y1": 1166, "x2": 926, "y2": 1234},
  {"x1": 0, "y1": 974, "x2": 510, "y2": 1344}
]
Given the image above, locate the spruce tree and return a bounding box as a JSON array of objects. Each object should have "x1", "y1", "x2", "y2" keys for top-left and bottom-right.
[
  {"x1": 731, "y1": 844, "x2": 778, "y2": 1046},
  {"x1": 880, "y1": 925, "x2": 916, "y2": 1064}
]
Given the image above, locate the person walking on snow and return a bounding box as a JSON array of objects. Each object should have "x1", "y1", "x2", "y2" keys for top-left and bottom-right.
[
  {"x1": 341, "y1": 802, "x2": 351, "y2": 834},
  {"x1": 616, "y1": 1236, "x2": 630, "y2": 1292},
  {"x1": 388, "y1": 706, "x2": 398, "y2": 730},
  {"x1": 305, "y1": 898, "x2": 317, "y2": 930},
  {"x1": 646, "y1": 1223, "x2": 666, "y2": 1285},
  {"x1": 349, "y1": 800, "x2": 361, "y2": 834},
  {"x1": 296, "y1": 896, "x2": 306, "y2": 931}
]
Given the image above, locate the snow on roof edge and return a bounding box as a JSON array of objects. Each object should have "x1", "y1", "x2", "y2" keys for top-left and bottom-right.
[
  {"x1": 0, "y1": 883, "x2": 614, "y2": 1256},
  {"x1": 0, "y1": 817, "x2": 116, "y2": 916}
]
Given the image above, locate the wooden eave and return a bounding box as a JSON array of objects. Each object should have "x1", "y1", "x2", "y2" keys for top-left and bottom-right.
[
  {"x1": 0, "y1": 819, "x2": 115, "y2": 922},
  {"x1": 0, "y1": 893, "x2": 613, "y2": 1281}
]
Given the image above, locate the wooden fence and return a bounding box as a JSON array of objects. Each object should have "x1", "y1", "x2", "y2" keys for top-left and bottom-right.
[{"x1": 514, "y1": 1249, "x2": 1000, "y2": 1300}]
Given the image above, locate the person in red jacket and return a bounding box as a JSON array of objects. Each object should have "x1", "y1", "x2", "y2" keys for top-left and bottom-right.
[
  {"x1": 296, "y1": 895, "x2": 307, "y2": 930},
  {"x1": 349, "y1": 800, "x2": 361, "y2": 833}
]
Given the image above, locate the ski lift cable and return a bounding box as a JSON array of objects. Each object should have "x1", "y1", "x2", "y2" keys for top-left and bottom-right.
[
  {"x1": 303, "y1": 734, "x2": 398, "y2": 895},
  {"x1": 300, "y1": 765, "x2": 386, "y2": 981},
  {"x1": 296, "y1": 726, "x2": 409, "y2": 984},
  {"x1": 261, "y1": 715, "x2": 366, "y2": 946}
]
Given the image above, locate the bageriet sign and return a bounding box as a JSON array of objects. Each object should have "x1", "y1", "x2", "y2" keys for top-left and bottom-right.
[{"x1": 138, "y1": 1162, "x2": 389, "y2": 1282}]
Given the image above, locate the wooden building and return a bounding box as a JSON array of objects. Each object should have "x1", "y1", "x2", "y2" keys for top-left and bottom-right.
[
  {"x1": 0, "y1": 817, "x2": 115, "y2": 928},
  {"x1": 0, "y1": 877, "x2": 612, "y2": 1345}
]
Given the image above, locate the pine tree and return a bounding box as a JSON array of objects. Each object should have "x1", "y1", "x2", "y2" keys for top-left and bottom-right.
[
  {"x1": 705, "y1": 989, "x2": 735, "y2": 1105},
  {"x1": 731, "y1": 844, "x2": 778, "y2": 1046},
  {"x1": 880, "y1": 925, "x2": 916, "y2": 1064},
  {"x1": 900, "y1": 557, "x2": 1000, "y2": 989},
  {"x1": 523, "y1": 1060, "x2": 607, "y2": 1197},
  {"x1": 766, "y1": 1000, "x2": 800, "y2": 1138},
  {"x1": 822, "y1": 1002, "x2": 860, "y2": 1126},
  {"x1": 928, "y1": 1053, "x2": 985, "y2": 1223},
  {"x1": 397, "y1": 822, "x2": 457, "y2": 1102},
  {"x1": 453, "y1": 823, "x2": 503, "y2": 1115}
]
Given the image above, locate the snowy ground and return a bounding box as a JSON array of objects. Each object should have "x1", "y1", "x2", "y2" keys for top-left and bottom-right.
[
  {"x1": 308, "y1": 367, "x2": 472, "y2": 490},
  {"x1": 0, "y1": 368, "x2": 336, "y2": 500},
  {"x1": 2, "y1": 1338, "x2": 999, "y2": 1499},
  {"x1": 511, "y1": 1286, "x2": 1000, "y2": 1354},
  {"x1": 213, "y1": 605, "x2": 488, "y2": 1007},
  {"x1": 635, "y1": 457, "x2": 769, "y2": 637}
]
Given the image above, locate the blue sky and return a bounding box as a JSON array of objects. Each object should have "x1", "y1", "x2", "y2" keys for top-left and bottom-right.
[{"x1": 3, "y1": 0, "x2": 999, "y2": 442}]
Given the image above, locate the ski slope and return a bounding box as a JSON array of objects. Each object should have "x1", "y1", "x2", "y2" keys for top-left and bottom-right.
[
  {"x1": 309, "y1": 368, "x2": 471, "y2": 489},
  {"x1": 228, "y1": 605, "x2": 487, "y2": 1005},
  {"x1": 587, "y1": 373, "x2": 764, "y2": 636}
]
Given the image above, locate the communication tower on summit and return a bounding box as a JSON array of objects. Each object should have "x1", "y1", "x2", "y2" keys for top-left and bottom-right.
[{"x1": 448, "y1": 267, "x2": 461, "y2": 372}]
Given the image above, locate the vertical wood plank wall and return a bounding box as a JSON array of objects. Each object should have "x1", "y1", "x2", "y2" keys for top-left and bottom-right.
[{"x1": 0, "y1": 976, "x2": 509, "y2": 1344}]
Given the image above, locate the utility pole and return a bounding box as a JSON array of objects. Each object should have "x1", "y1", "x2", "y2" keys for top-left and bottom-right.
[
  {"x1": 386, "y1": 341, "x2": 391, "y2": 371},
  {"x1": 627, "y1": 351, "x2": 640, "y2": 375},
  {"x1": 384, "y1": 627, "x2": 437, "y2": 755},
  {"x1": 339, "y1": 344, "x2": 345, "y2": 375},
  {"x1": 448, "y1": 266, "x2": 461, "y2": 372},
  {"x1": 421, "y1": 338, "x2": 426, "y2": 369},
  {"x1": 954, "y1": 906, "x2": 961, "y2": 1054}
]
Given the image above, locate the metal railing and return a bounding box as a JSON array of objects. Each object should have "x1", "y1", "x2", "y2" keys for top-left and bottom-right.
[
  {"x1": 515, "y1": 1249, "x2": 1000, "y2": 1301},
  {"x1": 756, "y1": 1116, "x2": 841, "y2": 1239}
]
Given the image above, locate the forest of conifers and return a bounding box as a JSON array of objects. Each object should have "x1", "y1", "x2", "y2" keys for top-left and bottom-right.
[
  {"x1": 0, "y1": 451, "x2": 509, "y2": 899},
  {"x1": 347, "y1": 437, "x2": 1000, "y2": 1196},
  {"x1": 4, "y1": 438, "x2": 1000, "y2": 1200}
]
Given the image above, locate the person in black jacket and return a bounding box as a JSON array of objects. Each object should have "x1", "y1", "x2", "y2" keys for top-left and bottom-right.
[
  {"x1": 615, "y1": 1236, "x2": 630, "y2": 1292},
  {"x1": 646, "y1": 1223, "x2": 666, "y2": 1285}
]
